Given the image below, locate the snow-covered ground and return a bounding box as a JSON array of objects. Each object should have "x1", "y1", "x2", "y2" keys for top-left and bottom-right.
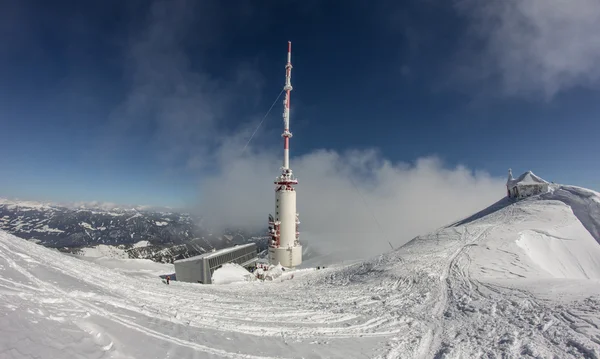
[
  {"x1": 76, "y1": 244, "x2": 129, "y2": 259},
  {"x1": 1, "y1": 184, "x2": 600, "y2": 358},
  {"x1": 73, "y1": 255, "x2": 174, "y2": 277},
  {"x1": 212, "y1": 263, "x2": 256, "y2": 285}
]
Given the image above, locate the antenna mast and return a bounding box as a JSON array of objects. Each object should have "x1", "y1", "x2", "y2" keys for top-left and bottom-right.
[{"x1": 282, "y1": 41, "x2": 293, "y2": 170}]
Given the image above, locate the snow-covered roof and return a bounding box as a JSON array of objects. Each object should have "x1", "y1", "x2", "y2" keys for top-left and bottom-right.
[
  {"x1": 507, "y1": 171, "x2": 549, "y2": 188},
  {"x1": 174, "y1": 243, "x2": 256, "y2": 263}
]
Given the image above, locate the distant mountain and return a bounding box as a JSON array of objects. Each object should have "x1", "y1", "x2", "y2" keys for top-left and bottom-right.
[{"x1": 0, "y1": 198, "x2": 268, "y2": 263}]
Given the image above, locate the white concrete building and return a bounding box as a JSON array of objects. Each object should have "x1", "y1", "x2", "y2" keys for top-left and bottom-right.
[{"x1": 506, "y1": 169, "x2": 550, "y2": 200}]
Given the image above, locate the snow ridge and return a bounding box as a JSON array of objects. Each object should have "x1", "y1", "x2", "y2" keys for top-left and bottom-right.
[{"x1": 545, "y1": 185, "x2": 600, "y2": 245}]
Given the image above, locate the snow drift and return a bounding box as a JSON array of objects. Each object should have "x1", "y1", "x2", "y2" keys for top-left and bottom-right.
[
  {"x1": 211, "y1": 263, "x2": 255, "y2": 284},
  {"x1": 0, "y1": 183, "x2": 599, "y2": 358},
  {"x1": 516, "y1": 228, "x2": 600, "y2": 279}
]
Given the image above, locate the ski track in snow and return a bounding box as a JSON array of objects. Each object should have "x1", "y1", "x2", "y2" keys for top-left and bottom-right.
[
  {"x1": 1, "y1": 185, "x2": 600, "y2": 358},
  {"x1": 0, "y1": 234, "x2": 391, "y2": 359}
]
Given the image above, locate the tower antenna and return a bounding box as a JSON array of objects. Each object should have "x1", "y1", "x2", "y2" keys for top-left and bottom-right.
[
  {"x1": 282, "y1": 41, "x2": 293, "y2": 170},
  {"x1": 267, "y1": 41, "x2": 302, "y2": 269}
]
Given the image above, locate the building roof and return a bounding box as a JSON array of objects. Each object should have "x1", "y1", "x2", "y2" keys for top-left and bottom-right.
[
  {"x1": 174, "y1": 243, "x2": 256, "y2": 264},
  {"x1": 507, "y1": 171, "x2": 549, "y2": 188}
]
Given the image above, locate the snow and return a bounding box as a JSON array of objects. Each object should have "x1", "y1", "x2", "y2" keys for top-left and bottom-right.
[
  {"x1": 32, "y1": 224, "x2": 64, "y2": 233},
  {"x1": 0, "y1": 198, "x2": 163, "y2": 214},
  {"x1": 0, "y1": 198, "x2": 55, "y2": 210},
  {"x1": 547, "y1": 185, "x2": 600, "y2": 245},
  {"x1": 126, "y1": 213, "x2": 142, "y2": 221},
  {"x1": 73, "y1": 256, "x2": 174, "y2": 276},
  {"x1": 516, "y1": 228, "x2": 600, "y2": 279},
  {"x1": 0, "y1": 184, "x2": 600, "y2": 358},
  {"x1": 132, "y1": 240, "x2": 150, "y2": 248},
  {"x1": 507, "y1": 170, "x2": 549, "y2": 187},
  {"x1": 76, "y1": 222, "x2": 108, "y2": 231},
  {"x1": 79, "y1": 222, "x2": 94, "y2": 230},
  {"x1": 263, "y1": 264, "x2": 286, "y2": 281},
  {"x1": 77, "y1": 244, "x2": 129, "y2": 259},
  {"x1": 155, "y1": 221, "x2": 168, "y2": 227},
  {"x1": 211, "y1": 263, "x2": 255, "y2": 284}
]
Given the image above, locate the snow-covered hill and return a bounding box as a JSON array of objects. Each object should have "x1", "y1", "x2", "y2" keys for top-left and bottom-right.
[{"x1": 1, "y1": 184, "x2": 599, "y2": 358}]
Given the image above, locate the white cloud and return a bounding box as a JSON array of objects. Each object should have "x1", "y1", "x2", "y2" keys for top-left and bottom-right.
[
  {"x1": 455, "y1": 0, "x2": 600, "y2": 99},
  {"x1": 105, "y1": 0, "x2": 264, "y2": 171},
  {"x1": 198, "y1": 147, "x2": 506, "y2": 263}
]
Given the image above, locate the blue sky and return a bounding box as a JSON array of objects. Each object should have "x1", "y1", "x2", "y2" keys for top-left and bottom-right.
[{"x1": 1, "y1": 0, "x2": 599, "y2": 210}]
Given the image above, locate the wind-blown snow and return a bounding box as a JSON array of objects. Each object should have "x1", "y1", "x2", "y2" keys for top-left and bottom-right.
[{"x1": 1, "y1": 184, "x2": 600, "y2": 358}]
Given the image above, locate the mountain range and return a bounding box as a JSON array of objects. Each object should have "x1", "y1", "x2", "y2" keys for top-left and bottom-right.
[{"x1": 0, "y1": 198, "x2": 268, "y2": 263}]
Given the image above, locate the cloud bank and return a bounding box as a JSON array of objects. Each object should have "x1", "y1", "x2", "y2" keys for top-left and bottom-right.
[
  {"x1": 200, "y1": 147, "x2": 505, "y2": 263},
  {"x1": 455, "y1": 0, "x2": 600, "y2": 100}
]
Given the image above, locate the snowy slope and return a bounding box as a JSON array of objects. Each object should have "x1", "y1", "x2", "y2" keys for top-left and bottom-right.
[
  {"x1": 76, "y1": 244, "x2": 130, "y2": 259},
  {"x1": 1, "y1": 184, "x2": 600, "y2": 358}
]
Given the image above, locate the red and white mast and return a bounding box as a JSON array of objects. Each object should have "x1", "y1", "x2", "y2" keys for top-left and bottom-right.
[
  {"x1": 282, "y1": 41, "x2": 293, "y2": 170},
  {"x1": 268, "y1": 41, "x2": 302, "y2": 269}
]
